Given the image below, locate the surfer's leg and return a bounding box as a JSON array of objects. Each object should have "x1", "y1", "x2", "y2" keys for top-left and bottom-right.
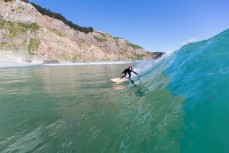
[
  {"x1": 128, "y1": 72, "x2": 131, "y2": 78},
  {"x1": 121, "y1": 73, "x2": 126, "y2": 79}
]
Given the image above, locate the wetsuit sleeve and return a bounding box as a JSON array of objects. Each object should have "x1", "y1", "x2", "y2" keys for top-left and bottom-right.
[{"x1": 132, "y1": 71, "x2": 139, "y2": 76}]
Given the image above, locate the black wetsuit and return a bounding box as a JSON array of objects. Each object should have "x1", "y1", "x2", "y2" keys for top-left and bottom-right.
[{"x1": 121, "y1": 68, "x2": 139, "y2": 79}]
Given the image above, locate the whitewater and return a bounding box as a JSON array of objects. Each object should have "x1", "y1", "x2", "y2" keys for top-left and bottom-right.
[{"x1": 0, "y1": 29, "x2": 229, "y2": 153}]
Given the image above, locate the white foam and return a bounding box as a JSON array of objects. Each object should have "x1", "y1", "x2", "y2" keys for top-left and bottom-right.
[
  {"x1": 133, "y1": 60, "x2": 155, "y2": 75},
  {"x1": 0, "y1": 54, "x2": 42, "y2": 67},
  {"x1": 44, "y1": 61, "x2": 133, "y2": 66},
  {"x1": 132, "y1": 51, "x2": 176, "y2": 75},
  {"x1": 182, "y1": 37, "x2": 198, "y2": 46}
]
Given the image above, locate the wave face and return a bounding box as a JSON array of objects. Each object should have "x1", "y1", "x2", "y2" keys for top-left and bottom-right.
[
  {"x1": 130, "y1": 28, "x2": 229, "y2": 153},
  {"x1": 157, "y1": 29, "x2": 229, "y2": 153}
]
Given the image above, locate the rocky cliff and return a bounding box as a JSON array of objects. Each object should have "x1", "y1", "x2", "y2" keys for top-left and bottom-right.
[{"x1": 0, "y1": 0, "x2": 163, "y2": 63}]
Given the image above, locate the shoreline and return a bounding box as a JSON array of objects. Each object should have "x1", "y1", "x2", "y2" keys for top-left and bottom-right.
[
  {"x1": 43, "y1": 61, "x2": 134, "y2": 66},
  {"x1": 0, "y1": 60, "x2": 151, "y2": 68}
]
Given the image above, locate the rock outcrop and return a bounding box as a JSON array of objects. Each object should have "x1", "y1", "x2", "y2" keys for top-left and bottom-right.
[{"x1": 0, "y1": 0, "x2": 163, "y2": 62}]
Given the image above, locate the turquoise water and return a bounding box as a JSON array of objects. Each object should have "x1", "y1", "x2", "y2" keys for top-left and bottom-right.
[
  {"x1": 0, "y1": 29, "x2": 229, "y2": 153},
  {"x1": 167, "y1": 29, "x2": 229, "y2": 153}
]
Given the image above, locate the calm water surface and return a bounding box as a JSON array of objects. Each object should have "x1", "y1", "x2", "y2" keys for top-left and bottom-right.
[{"x1": 0, "y1": 64, "x2": 183, "y2": 153}]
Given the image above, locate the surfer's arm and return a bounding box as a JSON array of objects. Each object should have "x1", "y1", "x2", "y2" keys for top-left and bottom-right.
[{"x1": 132, "y1": 71, "x2": 140, "y2": 76}]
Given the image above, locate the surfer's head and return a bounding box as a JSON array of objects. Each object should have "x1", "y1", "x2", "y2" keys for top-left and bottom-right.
[{"x1": 129, "y1": 66, "x2": 132, "y2": 71}]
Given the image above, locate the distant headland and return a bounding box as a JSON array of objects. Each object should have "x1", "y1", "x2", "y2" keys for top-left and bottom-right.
[{"x1": 0, "y1": 0, "x2": 164, "y2": 63}]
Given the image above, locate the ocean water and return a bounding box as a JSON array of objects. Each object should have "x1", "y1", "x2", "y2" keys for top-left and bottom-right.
[{"x1": 0, "y1": 29, "x2": 229, "y2": 153}]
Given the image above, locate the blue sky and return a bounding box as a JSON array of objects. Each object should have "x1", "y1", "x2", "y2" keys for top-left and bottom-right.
[{"x1": 29, "y1": 0, "x2": 229, "y2": 52}]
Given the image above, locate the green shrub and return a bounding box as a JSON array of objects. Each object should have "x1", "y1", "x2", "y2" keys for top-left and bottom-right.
[
  {"x1": 99, "y1": 32, "x2": 106, "y2": 38},
  {"x1": 94, "y1": 36, "x2": 106, "y2": 42},
  {"x1": 127, "y1": 42, "x2": 143, "y2": 49},
  {"x1": 0, "y1": 21, "x2": 39, "y2": 37},
  {"x1": 113, "y1": 37, "x2": 121, "y2": 40},
  {"x1": 135, "y1": 54, "x2": 145, "y2": 60},
  {"x1": 28, "y1": 38, "x2": 40, "y2": 55},
  {"x1": 49, "y1": 28, "x2": 64, "y2": 36},
  {"x1": 21, "y1": 0, "x2": 94, "y2": 33},
  {"x1": 30, "y1": 23, "x2": 39, "y2": 32}
]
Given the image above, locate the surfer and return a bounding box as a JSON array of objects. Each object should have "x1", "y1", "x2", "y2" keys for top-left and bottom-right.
[{"x1": 120, "y1": 66, "x2": 140, "y2": 79}]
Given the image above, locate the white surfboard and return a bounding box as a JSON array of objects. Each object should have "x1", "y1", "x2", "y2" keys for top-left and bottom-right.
[{"x1": 111, "y1": 78, "x2": 129, "y2": 84}]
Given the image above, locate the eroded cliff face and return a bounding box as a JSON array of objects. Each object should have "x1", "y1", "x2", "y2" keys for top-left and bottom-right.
[{"x1": 0, "y1": 0, "x2": 160, "y2": 62}]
